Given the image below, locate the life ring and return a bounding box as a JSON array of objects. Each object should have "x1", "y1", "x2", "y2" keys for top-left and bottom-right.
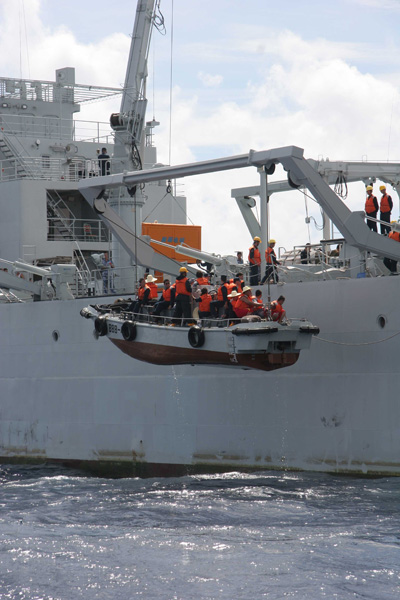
[
  {"x1": 121, "y1": 320, "x2": 137, "y2": 341},
  {"x1": 94, "y1": 316, "x2": 108, "y2": 337},
  {"x1": 188, "y1": 326, "x2": 205, "y2": 348}
]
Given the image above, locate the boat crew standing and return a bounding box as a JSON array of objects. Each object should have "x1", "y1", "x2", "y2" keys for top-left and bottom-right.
[
  {"x1": 261, "y1": 239, "x2": 280, "y2": 284},
  {"x1": 365, "y1": 185, "x2": 378, "y2": 232},
  {"x1": 248, "y1": 237, "x2": 261, "y2": 285},
  {"x1": 379, "y1": 185, "x2": 393, "y2": 235},
  {"x1": 173, "y1": 267, "x2": 192, "y2": 321}
]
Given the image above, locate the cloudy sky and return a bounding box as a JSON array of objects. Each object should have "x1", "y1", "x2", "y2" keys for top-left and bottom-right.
[{"x1": 1, "y1": 0, "x2": 400, "y2": 256}]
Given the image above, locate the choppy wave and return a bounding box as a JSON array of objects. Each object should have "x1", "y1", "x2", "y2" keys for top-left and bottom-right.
[{"x1": 0, "y1": 465, "x2": 399, "y2": 599}]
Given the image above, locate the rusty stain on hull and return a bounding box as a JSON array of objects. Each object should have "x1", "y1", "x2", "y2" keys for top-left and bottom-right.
[{"x1": 111, "y1": 339, "x2": 299, "y2": 372}]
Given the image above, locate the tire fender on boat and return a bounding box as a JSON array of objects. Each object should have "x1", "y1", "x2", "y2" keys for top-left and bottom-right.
[
  {"x1": 188, "y1": 326, "x2": 205, "y2": 348},
  {"x1": 94, "y1": 316, "x2": 108, "y2": 337},
  {"x1": 121, "y1": 320, "x2": 137, "y2": 342}
]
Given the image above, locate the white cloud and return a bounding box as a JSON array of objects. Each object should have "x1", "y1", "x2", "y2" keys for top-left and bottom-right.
[{"x1": 198, "y1": 71, "x2": 223, "y2": 88}]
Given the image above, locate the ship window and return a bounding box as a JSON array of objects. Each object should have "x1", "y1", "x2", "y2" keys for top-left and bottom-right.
[
  {"x1": 52, "y1": 330, "x2": 60, "y2": 341},
  {"x1": 377, "y1": 315, "x2": 386, "y2": 329}
]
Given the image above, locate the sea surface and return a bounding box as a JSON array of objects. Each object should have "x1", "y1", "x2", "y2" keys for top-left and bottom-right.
[{"x1": 0, "y1": 466, "x2": 399, "y2": 599}]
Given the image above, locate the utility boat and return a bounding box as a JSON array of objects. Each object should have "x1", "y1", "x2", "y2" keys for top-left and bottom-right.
[{"x1": 81, "y1": 304, "x2": 319, "y2": 371}]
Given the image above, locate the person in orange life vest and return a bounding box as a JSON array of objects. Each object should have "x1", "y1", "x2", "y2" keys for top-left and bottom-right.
[
  {"x1": 210, "y1": 275, "x2": 229, "y2": 318},
  {"x1": 365, "y1": 185, "x2": 379, "y2": 232},
  {"x1": 225, "y1": 289, "x2": 240, "y2": 320},
  {"x1": 152, "y1": 279, "x2": 176, "y2": 317},
  {"x1": 261, "y1": 239, "x2": 280, "y2": 284},
  {"x1": 249, "y1": 237, "x2": 261, "y2": 286},
  {"x1": 145, "y1": 274, "x2": 159, "y2": 302},
  {"x1": 379, "y1": 185, "x2": 393, "y2": 235},
  {"x1": 173, "y1": 266, "x2": 193, "y2": 320},
  {"x1": 232, "y1": 277, "x2": 243, "y2": 293},
  {"x1": 255, "y1": 289, "x2": 263, "y2": 305},
  {"x1": 195, "y1": 288, "x2": 213, "y2": 319},
  {"x1": 233, "y1": 286, "x2": 261, "y2": 318},
  {"x1": 270, "y1": 295, "x2": 286, "y2": 323},
  {"x1": 129, "y1": 278, "x2": 150, "y2": 313},
  {"x1": 383, "y1": 222, "x2": 400, "y2": 274},
  {"x1": 195, "y1": 271, "x2": 209, "y2": 286}
]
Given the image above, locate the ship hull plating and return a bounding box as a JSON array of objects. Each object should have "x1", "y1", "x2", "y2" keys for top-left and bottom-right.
[{"x1": 1, "y1": 275, "x2": 400, "y2": 477}]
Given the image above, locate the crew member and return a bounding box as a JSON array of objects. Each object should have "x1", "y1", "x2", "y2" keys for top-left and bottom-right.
[
  {"x1": 173, "y1": 267, "x2": 192, "y2": 321},
  {"x1": 365, "y1": 185, "x2": 378, "y2": 232},
  {"x1": 383, "y1": 222, "x2": 400, "y2": 274},
  {"x1": 270, "y1": 295, "x2": 286, "y2": 323},
  {"x1": 379, "y1": 185, "x2": 393, "y2": 235},
  {"x1": 226, "y1": 289, "x2": 240, "y2": 320},
  {"x1": 195, "y1": 271, "x2": 209, "y2": 286},
  {"x1": 98, "y1": 147, "x2": 110, "y2": 176},
  {"x1": 248, "y1": 237, "x2": 261, "y2": 286},
  {"x1": 152, "y1": 279, "x2": 175, "y2": 317},
  {"x1": 261, "y1": 239, "x2": 280, "y2": 284},
  {"x1": 210, "y1": 275, "x2": 229, "y2": 318},
  {"x1": 233, "y1": 286, "x2": 261, "y2": 318},
  {"x1": 236, "y1": 251, "x2": 244, "y2": 264},
  {"x1": 145, "y1": 274, "x2": 159, "y2": 300},
  {"x1": 196, "y1": 288, "x2": 213, "y2": 319},
  {"x1": 300, "y1": 243, "x2": 311, "y2": 264},
  {"x1": 129, "y1": 278, "x2": 150, "y2": 314}
]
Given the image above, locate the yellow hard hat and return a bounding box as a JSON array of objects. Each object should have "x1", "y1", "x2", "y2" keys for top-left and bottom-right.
[
  {"x1": 379, "y1": 185, "x2": 386, "y2": 191},
  {"x1": 269, "y1": 239, "x2": 276, "y2": 244},
  {"x1": 366, "y1": 185, "x2": 373, "y2": 191},
  {"x1": 179, "y1": 266, "x2": 188, "y2": 273},
  {"x1": 253, "y1": 236, "x2": 261, "y2": 242}
]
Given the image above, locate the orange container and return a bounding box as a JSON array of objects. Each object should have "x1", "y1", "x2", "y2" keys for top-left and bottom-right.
[{"x1": 142, "y1": 223, "x2": 201, "y2": 263}]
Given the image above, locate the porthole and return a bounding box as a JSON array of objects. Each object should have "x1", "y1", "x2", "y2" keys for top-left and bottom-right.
[
  {"x1": 52, "y1": 330, "x2": 60, "y2": 341},
  {"x1": 377, "y1": 315, "x2": 386, "y2": 329}
]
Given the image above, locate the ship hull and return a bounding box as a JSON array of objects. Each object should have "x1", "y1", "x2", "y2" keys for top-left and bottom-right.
[{"x1": 1, "y1": 275, "x2": 400, "y2": 477}]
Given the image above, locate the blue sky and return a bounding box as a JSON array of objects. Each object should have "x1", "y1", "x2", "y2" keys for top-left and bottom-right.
[{"x1": 1, "y1": 0, "x2": 400, "y2": 254}]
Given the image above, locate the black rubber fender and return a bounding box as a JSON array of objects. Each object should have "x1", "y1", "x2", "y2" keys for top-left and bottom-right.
[
  {"x1": 94, "y1": 316, "x2": 108, "y2": 337},
  {"x1": 188, "y1": 326, "x2": 205, "y2": 348},
  {"x1": 121, "y1": 320, "x2": 137, "y2": 342}
]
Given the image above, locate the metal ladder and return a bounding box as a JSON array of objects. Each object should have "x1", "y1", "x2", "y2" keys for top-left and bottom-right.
[{"x1": 46, "y1": 189, "x2": 77, "y2": 240}]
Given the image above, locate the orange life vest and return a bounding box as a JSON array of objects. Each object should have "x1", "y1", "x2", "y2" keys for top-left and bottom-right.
[
  {"x1": 199, "y1": 294, "x2": 212, "y2": 312},
  {"x1": 234, "y1": 295, "x2": 251, "y2": 316},
  {"x1": 138, "y1": 284, "x2": 150, "y2": 300},
  {"x1": 148, "y1": 281, "x2": 158, "y2": 299},
  {"x1": 175, "y1": 277, "x2": 191, "y2": 296},
  {"x1": 196, "y1": 277, "x2": 209, "y2": 285},
  {"x1": 249, "y1": 246, "x2": 261, "y2": 265},
  {"x1": 365, "y1": 194, "x2": 378, "y2": 214},
  {"x1": 217, "y1": 283, "x2": 229, "y2": 301},
  {"x1": 266, "y1": 247, "x2": 275, "y2": 264},
  {"x1": 162, "y1": 287, "x2": 172, "y2": 302},
  {"x1": 380, "y1": 194, "x2": 392, "y2": 213},
  {"x1": 270, "y1": 300, "x2": 284, "y2": 317},
  {"x1": 389, "y1": 230, "x2": 400, "y2": 243}
]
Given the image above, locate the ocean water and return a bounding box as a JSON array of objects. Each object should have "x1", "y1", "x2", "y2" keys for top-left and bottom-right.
[{"x1": 0, "y1": 466, "x2": 399, "y2": 599}]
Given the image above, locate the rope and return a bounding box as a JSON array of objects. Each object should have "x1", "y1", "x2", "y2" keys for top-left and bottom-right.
[
  {"x1": 103, "y1": 213, "x2": 185, "y2": 270},
  {"x1": 168, "y1": 0, "x2": 174, "y2": 166},
  {"x1": 314, "y1": 330, "x2": 400, "y2": 346},
  {"x1": 145, "y1": 185, "x2": 195, "y2": 225}
]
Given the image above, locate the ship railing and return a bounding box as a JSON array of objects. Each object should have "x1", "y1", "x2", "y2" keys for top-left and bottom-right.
[
  {"x1": 0, "y1": 155, "x2": 119, "y2": 182},
  {"x1": 0, "y1": 113, "x2": 113, "y2": 144},
  {"x1": 47, "y1": 218, "x2": 110, "y2": 243}
]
